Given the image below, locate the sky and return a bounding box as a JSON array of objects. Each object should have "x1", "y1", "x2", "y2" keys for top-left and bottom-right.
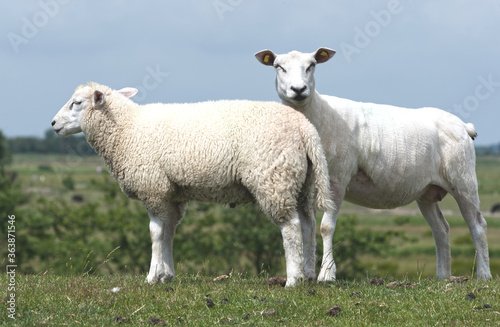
[{"x1": 1, "y1": 0, "x2": 499, "y2": 145}]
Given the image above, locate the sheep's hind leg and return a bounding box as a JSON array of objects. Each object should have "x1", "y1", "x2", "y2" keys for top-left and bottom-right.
[
  {"x1": 318, "y1": 183, "x2": 344, "y2": 283},
  {"x1": 417, "y1": 200, "x2": 451, "y2": 279},
  {"x1": 453, "y1": 192, "x2": 492, "y2": 279},
  {"x1": 279, "y1": 212, "x2": 305, "y2": 287},
  {"x1": 298, "y1": 206, "x2": 316, "y2": 280},
  {"x1": 145, "y1": 202, "x2": 186, "y2": 284}
]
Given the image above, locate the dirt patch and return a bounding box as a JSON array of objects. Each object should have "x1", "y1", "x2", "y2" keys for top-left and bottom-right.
[
  {"x1": 148, "y1": 317, "x2": 166, "y2": 325},
  {"x1": 449, "y1": 276, "x2": 468, "y2": 283},
  {"x1": 370, "y1": 277, "x2": 384, "y2": 286},
  {"x1": 326, "y1": 305, "x2": 341, "y2": 317},
  {"x1": 386, "y1": 281, "x2": 415, "y2": 288},
  {"x1": 307, "y1": 290, "x2": 316, "y2": 296},
  {"x1": 465, "y1": 292, "x2": 476, "y2": 300},
  {"x1": 267, "y1": 277, "x2": 286, "y2": 287},
  {"x1": 214, "y1": 275, "x2": 230, "y2": 282},
  {"x1": 115, "y1": 315, "x2": 130, "y2": 324},
  {"x1": 474, "y1": 304, "x2": 491, "y2": 310}
]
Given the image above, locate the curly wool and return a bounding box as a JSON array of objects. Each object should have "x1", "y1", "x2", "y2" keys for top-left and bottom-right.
[{"x1": 78, "y1": 83, "x2": 333, "y2": 222}]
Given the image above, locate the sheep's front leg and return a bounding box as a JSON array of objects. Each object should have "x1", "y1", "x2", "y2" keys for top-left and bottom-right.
[
  {"x1": 146, "y1": 215, "x2": 169, "y2": 284},
  {"x1": 279, "y1": 212, "x2": 304, "y2": 287},
  {"x1": 146, "y1": 202, "x2": 186, "y2": 284},
  {"x1": 318, "y1": 184, "x2": 344, "y2": 283}
]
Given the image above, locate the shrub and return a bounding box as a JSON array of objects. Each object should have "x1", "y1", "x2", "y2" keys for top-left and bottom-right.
[
  {"x1": 324, "y1": 214, "x2": 409, "y2": 279},
  {"x1": 62, "y1": 174, "x2": 75, "y2": 190}
]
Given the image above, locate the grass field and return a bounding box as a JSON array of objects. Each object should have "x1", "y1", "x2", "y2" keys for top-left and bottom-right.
[{"x1": 2, "y1": 273, "x2": 499, "y2": 326}]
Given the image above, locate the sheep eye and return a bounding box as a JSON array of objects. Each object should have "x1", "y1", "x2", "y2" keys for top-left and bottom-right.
[
  {"x1": 276, "y1": 65, "x2": 286, "y2": 73},
  {"x1": 306, "y1": 64, "x2": 315, "y2": 73},
  {"x1": 69, "y1": 101, "x2": 81, "y2": 110}
]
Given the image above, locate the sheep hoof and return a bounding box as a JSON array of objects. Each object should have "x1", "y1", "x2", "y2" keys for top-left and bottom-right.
[
  {"x1": 145, "y1": 276, "x2": 159, "y2": 284},
  {"x1": 317, "y1": 267, "x2": 336, "y2": 283},
  {"x1": 145, "y1": 274, "x2": 175, "y2": 284}
]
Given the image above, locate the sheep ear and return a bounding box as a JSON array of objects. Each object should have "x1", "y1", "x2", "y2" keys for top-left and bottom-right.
[
  {"x1": 255, "y1": 50, "x2": 276, "y2": 66},
  {"x1": 314, "y1": 48, "x2": 336, "y2": 64},
  {"x1": 93, "y1": 90, "x2": 106, "y2": 109},
  {"x1": 118, "y1": 87, "x2": 138, "y2": 99}
]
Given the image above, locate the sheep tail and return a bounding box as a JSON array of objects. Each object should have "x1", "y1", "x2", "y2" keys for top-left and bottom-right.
[
  {"x1": 465, "y1": 123, "x2": 477, "y2": 140},
  {"x1": 301, "y1": 123, "x2": 335, "y2": 212}
]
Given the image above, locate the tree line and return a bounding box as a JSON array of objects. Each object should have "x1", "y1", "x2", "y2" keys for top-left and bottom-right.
[
  {"x1": 7, "y1": 129, "x2": 95, "y2": 156},
  {"x1": 6, "y1": 129, "x2": 500, "y2": 156}
]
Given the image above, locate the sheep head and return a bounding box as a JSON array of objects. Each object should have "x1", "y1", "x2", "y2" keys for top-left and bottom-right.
[
  {"x1": 51, "y1": 83, "x2": 138, "y2": 137},
  {"x1": 255, "y1": 48, "x2": 335, "y2": 106}
]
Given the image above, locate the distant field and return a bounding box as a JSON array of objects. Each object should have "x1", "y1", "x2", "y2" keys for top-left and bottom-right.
[{"x1": 10, "y1": 154, "x2": 500, "y2": 279}]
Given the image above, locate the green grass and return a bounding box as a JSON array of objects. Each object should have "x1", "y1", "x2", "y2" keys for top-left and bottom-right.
[{"x1": 2, "y1": 273, "x2": 499, "y2": 326}]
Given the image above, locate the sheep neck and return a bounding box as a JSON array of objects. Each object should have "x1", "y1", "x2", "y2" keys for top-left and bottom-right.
[
  {"x1": 283, "y1": 90, "x2": 333, "y2": 134},
  {"x1": 82, "y1": 101, "x2": 136, "y2": 173}
]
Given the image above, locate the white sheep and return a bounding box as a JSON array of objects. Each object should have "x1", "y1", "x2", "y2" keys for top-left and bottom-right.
[
  {"x1": 255, "y1": 48, "x2": 492, "y2": 281},
  {"x1": 51, "y1": 82, "x2": 334, "y2": 287}
]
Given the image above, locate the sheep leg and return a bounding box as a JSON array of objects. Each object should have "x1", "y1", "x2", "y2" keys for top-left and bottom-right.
[
  {"x1": 317, "y1": 183, "x2": 344, "y2": 282},
  {"x1": 279, "y1": 212, "x2": 304, "y2": 287},
  {"x1": 453, "y1": 193, "x2": 492, "y2": 279},
  {"x1": 298, "y1": 206, "x2": 316, "y2": 280},
  {"x1": 417, "y1": 201, "x2": 451, "y2": 279},
  {"x1": 146, "y1": 215, "x2": 168, "y2": 284},
  {"x1": 145, "y1": 202, "x2": 186, "y2": 284}
]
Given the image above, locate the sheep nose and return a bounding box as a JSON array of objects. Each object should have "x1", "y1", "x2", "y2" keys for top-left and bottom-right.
[
  {"x1": 51, "y1": 120, "x2": 56, "y2": 126},
  {"x1": 291, "y1": 86, "x2": 307, "y2": 95}
]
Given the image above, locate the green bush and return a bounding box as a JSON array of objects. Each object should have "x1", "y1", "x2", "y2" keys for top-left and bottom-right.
[
  {"x1": 38, "y1": 164, "x2": 54, "y2": 172},
  {"x1": 326, "y1": 214, "x2": 408, "y2": 279},
  {"x1": 394, "y1": 215, "x2": 411, "y2": 226},
  {"x1": 453, "y1": 233, "x2": 474, "y2": 245},
  {"x1": 61, "y1": 174, "x2": 75, "y2": 190},
  {"x1": 0, "y1": 130, "x2": 26, "y2": 236}
]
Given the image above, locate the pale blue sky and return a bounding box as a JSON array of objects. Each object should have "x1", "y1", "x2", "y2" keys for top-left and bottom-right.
[{"x1": 1, "y1": 0, "x2": 499, "y2": 145}]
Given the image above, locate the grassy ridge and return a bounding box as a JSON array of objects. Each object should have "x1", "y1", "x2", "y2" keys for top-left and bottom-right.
[{"x1": 2, "y1": 273, "x2": 499, "y2": 326}]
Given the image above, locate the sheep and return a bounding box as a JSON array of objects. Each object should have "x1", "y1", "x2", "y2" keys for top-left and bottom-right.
[
  {"x1": 51, "y1": 82, "x2": 334, "y2": 287},
  {"x1": 255, "y1": 48, "x2": 492, "y2": 281}
]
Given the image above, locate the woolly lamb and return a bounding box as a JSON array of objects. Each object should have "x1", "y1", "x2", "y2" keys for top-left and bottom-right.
[
  {"x1": 255, "y1": 48, "x2": 491, "y2": 281},
  {"x1": 51, "y1": 82, "x2": 334, "y2": 287}
]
